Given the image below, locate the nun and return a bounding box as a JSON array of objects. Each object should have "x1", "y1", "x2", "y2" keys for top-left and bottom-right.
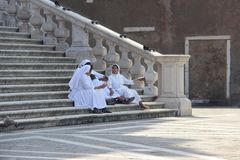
[
  {"x1": 78, "y1": 59, "x2": 126, "y2": 104},
  {"x1": 68, "y1": 65, "x2": 111, "y2": 113},
  {"x1": 108, "y1": 64, "x2": 149, "y2": 110}
]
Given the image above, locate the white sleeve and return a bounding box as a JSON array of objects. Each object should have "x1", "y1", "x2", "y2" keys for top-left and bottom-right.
[
  {"x1": 92, "y1": 70, "x2": 104, "y2": 79},
  {"x1": 122, "y1": 75, "x2": 134, "y2": 85},
  {"x1": 107, "y1": 76, "x2": 113, "y2": 88}
]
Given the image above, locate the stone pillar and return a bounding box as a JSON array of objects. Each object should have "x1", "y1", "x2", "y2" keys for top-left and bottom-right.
[
  {"x1": 104, "y1": 40, "x2": 119, "y2": 76},
  {"x1": 41, "y1": 10, "x2": 57, "y2": 45},
  {"x1": 118, "y1": 46, "x2": 132, "y2": 79},
  {"x1": 54, "y1": 16, "x2": 69, "y2": 51},
  {"x1": 130, "y1": 53, "x2": 145, "y2": 89},
  {"x1": 92, "y1": 34, "x2": 107, "y2": 72},
  {"x1": 144, "y1": 59, "x2": 158, "y2": 95},
  {"x1": 17, "y1": 0, "x2": 31, "y2": 32},
  {"x1": 66, "y1": 23, "x2": 95, "y2": 64},
  {"x1": 156, "y1": 55, "x2": 192, "y2": 116},
  {"x1": 0, "y1": 0, "x2": 8, "y2": 26},
  {"x1": 29, "y1": 4, "x2": 44, "y2": 39},
  {"x1": 7, "y1": 0, "x2": 17, "y2": 27}
]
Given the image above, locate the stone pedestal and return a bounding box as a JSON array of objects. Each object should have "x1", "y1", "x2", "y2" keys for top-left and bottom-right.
[
  {"x1": 156, "y1": 55, "x2": 192, "y2": 116},
  {"x1": 156, "y1": 97, "x2": 192, "y2": 116}
]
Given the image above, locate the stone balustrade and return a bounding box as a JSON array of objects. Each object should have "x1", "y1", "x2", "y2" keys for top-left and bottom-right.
[{"x1": 0, "y1": 0, "x2": 192, "y2": 116}]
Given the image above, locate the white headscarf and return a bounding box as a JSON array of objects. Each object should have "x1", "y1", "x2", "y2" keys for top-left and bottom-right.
[
  {"x1": 109, "y1": 64, "x2": 133, "y2": 89},
  {"x1": 111, "y1": 64, "x2": 120, "y2": 75},
  {"x1": 69, "y1": 65, "x2": 91, "y2": 90},
  {"x1": 78, "y1": 59, "x2": 91, "y2": 68}
]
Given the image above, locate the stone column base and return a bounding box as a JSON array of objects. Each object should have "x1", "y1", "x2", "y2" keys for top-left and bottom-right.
[
  {"x1": 66, "y1": 46, "x2": 95, "y2": 64},
  {"x1": 156, "y1": 97, "x2": 192, "y2": 116}
]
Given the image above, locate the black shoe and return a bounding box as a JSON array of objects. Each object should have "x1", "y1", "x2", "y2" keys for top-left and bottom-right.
[
  {"x1": 102, "y1": 108, "x2": 112, "y2": 113},
  {"x1": 123, "y1": 97, "x2": 135, "y2": 104},
  {"x1": 106, "y1": 98, "x2": 116, "y2": 105},
  {"x1": 92, "y1": 108, "x2": 102, "y2": 114},
  {"x1": 114, "y1": 98, "x2": 124, "y2": 104}
]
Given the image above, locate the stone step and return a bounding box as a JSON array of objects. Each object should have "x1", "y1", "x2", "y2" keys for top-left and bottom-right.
[
  {"x1": 0, "y1": 91, "x2": 156, "y2": 102},
  {"x1": 140, "y1": 95, "x2": 157, "y2": 102},
  {"x1": 0, "y1": 31, "x2": 30, "y2": 38},
  {"x1": 0, "y1": 56, "x2": 75, "y2": 63},
  {"x1": 0, "y1": 102, "x2": 165, "y2": 120},
  {"x1": 0, "y1": 26, "x2": 18, "y2": 32},
  {"x1": 0, "y1": 37, "x2": 42, "y2": 44},
  {"x1": 0, "y1": 99, "x2": 73, "y2": 111},
  {"x1": 0, "y1": 43, "x2": 54, "y2": 50},
  {"x1": 0, "y1": 70, "x2": 73, "y2": 77},
  {"x1": 0, "y1": 108, "x2": 177, "y2": 131},
  {"x1": 0, "y1": 99, "x2": 163, "y2": 112},
  {"x1": 0, "y1": 63, "x2": 76, "y2": 70},
  {"x1": 0, "y1": 91, "x2": 68, "y2": 102},
  {"x1": 0, "y1": 77, "x2": 71, "y2": 85},
  {"x1": 0, "y1": 50, "x2": 65, "y2": 57},
  {"x1": 0, "y1": 83, "x2": 69, "y2": 93}
]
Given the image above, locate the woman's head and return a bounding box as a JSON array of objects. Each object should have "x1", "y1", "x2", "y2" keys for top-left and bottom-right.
[
  {"x1": 112, "y1": 64, "x2": 120, "y2": 74},
  {"x1": 81, "y1": 65, "x2": 92, "y2": 76},
  {"x1": 78, "y1": 59, "x2": 91, "y2": 68}
]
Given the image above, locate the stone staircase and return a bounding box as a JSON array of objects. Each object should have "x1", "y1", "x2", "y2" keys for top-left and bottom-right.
[{"x1": 0, "y1": 26, "x2": 177, "y2": 131}]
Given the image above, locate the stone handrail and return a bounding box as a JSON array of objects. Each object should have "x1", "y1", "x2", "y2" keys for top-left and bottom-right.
[{"x1": 1, "y1": 0, "x2": 192, "y2": 115}]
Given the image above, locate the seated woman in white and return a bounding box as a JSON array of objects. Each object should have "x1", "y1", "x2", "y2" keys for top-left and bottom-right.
[
  {"x1": 108, "y1": 64, "x2": 149, "y2": 109},
  {"x1": 68, "y1": 65, "x2": 111, "y2": 113},
  {"x1": 79, "y1": 59, "x2": 126, "y2": 104}
]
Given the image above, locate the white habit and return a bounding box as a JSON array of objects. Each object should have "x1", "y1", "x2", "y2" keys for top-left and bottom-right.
[
  {"x1": 108, "y1": 65, "x2": 142, "y2": 104},
  {"x1": 68, "y1": 65, "x2": 106, "y2": 109}
]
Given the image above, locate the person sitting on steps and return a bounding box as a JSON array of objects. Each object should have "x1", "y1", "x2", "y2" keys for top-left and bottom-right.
[
  {"x1": 68, "y1": 64, "x2": 111, "y2": 114},
  {"x1": 108, "y1": 64, "x2": 149, "y2": 110}
]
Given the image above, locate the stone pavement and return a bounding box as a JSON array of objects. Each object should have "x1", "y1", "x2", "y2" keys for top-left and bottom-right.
[{"x1": 0, "y1": 107, "x2": 239, "y2": 160}]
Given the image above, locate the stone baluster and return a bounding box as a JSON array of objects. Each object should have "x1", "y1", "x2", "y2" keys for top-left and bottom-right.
[
  {"x1": 118, "y1": 46, "x2": 132, "y2": 79},
  {"x1": 130, "y1": 53, "x2": 145, "y2": 89},
  {"x1": 17, "y1": 0, "x2": 31, "y2": 32},
  {"x1": 7, "y1": 0, "x2": 17, "y2": 26},
  {"x1": 29, "y1": 4, "x2": 44, "y2": 39},
  {"x1": 144, "y1": 59, "x2": 158, "y2": 95},
  {"x1": 54, "y1": 15, "x2": 69, "y2": 51},
  {"x1": 92, "y1": 34, "x2": 107, "y2": 72},
  {"x1": 104, "y1": 41, "x2": 119, "y2": 76},
  {"x1": 156, "y1": 55, "x2": 192, "y2": 116},
  {"x1": 0, "y1": 0, "x2": 8, "y2": 26},
  {"x1": 66, "y1": 23, "x2": 95, "y2": 63},
  {"x1": 41, "y1": 10, "x2": 57, "y2": 45}
]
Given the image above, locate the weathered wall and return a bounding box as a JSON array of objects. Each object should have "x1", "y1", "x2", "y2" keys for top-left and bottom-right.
[
  {"x1": 58, "y1": 0, "x2": 240, "y2": 105},
  {"x1": 189, "y1": 40, "x2": 227, "y2": 104}
]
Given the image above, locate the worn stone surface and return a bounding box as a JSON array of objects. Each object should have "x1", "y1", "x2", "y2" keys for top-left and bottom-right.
[{"x1": 0, "y1": 107, "x2": 239, "y2": 160}]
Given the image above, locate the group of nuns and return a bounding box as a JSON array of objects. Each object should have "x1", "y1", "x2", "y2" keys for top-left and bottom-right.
[{"x1": 68, "y1": 59, "x2": 149, "y2": 114}]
